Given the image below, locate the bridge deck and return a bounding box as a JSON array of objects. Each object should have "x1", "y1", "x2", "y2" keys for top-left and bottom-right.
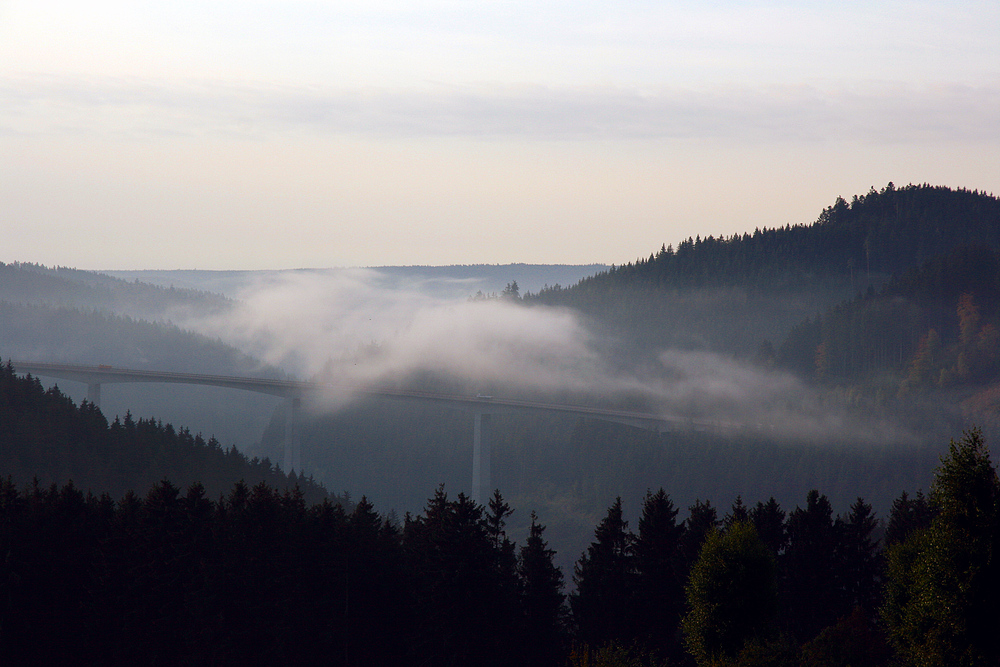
[
  {"x1": 10, "y1": 360, "x2": 721, "y2": 504},
  {"x1": 10, "y1": 360, "x2": 689, "y2": 428}
]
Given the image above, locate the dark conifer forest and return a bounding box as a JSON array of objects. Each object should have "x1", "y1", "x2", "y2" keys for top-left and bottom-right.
[
  {"x1": 4, "y1": 183, "x2": 1000, "y2": 664},
  {"x1": 0, "y1": 362, "x2": 329, "y2": 504},
  {"x1": 2, "y1": 363, "x2": 998, "y2": 665}
]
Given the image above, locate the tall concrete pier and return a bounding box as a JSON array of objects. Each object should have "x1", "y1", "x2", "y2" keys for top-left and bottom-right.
[
  {"x1": 472, "y1": 410, "x2": 492, "y2": 505},
  {"x1": 284, "y1": 396, "x2": 302, "y2": 475},
  {"x1": 87, "y1": 382, "x2": 102, "y2": 408}
]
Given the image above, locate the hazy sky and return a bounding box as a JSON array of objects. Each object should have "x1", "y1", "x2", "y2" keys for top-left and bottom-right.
[{"x1": 2, "y1": 0, "x2": 998, "y2": 270}]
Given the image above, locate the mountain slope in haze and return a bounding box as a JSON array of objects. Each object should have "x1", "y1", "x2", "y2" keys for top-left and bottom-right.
[
  {"x1": 778, "y1": 244, "x2": 1000, "y2": 384},
  {"x1": 527, "y1": 184, "x2": 1000, "y2": 358},
  {"x1": 0, "y1": 301, "x2": 266, "y2": 374},
  {"x1": 773, "y1": 244, "x2": 1000, "y2": 444},
  {"x1": 0, "y1": 264, "x2": 284, "y2": 449},
  {"x1": 0, "y1": 261, "x2": 232, "y2": 322}
]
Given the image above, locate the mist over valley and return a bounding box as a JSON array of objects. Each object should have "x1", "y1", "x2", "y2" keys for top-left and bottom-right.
[
  {"x1": 7, "y1": 184, "x2": 1000, "y2": 665},
  {"x1": 5, "y1": 185, "x2": 998, "y2": 570},
  {"x1": 5, "y1": 0, "x2": 999, "y2": 660}
]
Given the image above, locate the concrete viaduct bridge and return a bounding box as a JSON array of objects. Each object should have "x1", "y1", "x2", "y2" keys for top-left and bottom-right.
[{"x1": 11, "y1": 361, "x2": 691, "y2": 504}]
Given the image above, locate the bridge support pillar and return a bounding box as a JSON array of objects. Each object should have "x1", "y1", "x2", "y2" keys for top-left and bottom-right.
[
  {"x1": 87, "y1": 383, "x2": 101, "y2": 409},
  {"x1": 472, "y1": 410, "x2": 491, "y2": 505},
  {"x1": 283, "y1": 396, "x2": 302, "y2": 475}
]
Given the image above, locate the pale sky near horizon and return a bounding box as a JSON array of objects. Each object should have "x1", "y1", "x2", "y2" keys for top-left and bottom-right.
[{"x1": 2, "y1": 1, "x2": 998, "y2": 270}]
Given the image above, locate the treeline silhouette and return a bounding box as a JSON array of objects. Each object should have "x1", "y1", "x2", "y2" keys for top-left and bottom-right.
[
  {"x1": 3, "y1": 434, "x2": 993, "y2": 666},
  {"x1": 568, "y1": 488, "x2": 906, "y2": 665},
  {"x1": 278, "y1": 400, "x2": 943, "y2": 573},
  {"x1": 0, "y1": 478, "x2": 565, "y2": 666},
  {"x1": 0, "y1": 361, "x2": 326, "y2": 504}
]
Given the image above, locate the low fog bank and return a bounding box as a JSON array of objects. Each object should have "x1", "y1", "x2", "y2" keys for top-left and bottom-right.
[{"x1": 175, "y1": 269, "x2": 920, "y2": 446}]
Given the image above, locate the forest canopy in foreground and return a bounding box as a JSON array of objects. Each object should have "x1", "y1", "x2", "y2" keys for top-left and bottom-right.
[{"x1": 1, "y1": 429, "x2": 996, "y2": 666}]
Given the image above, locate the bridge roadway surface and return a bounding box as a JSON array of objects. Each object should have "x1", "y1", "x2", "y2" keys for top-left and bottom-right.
[{"x1": 10, "y1": 361, "x2": 707, "y2": 503}]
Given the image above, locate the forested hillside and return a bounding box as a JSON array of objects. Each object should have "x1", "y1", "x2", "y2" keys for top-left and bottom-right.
[
  {"x1": 240, "y1": 184, "x2": 1000, "y2": 576},
  {"x1": 545, "y1": 184, "x2": 999, "y2": 292},
  {"x1": 0, "y1": 360, "x2": 328, "y2": 503},
  {"x1": 778, "y1": 244, "x2": 1000, "y2": 385},
  {"x1": 0, "y1": 262, "x2": 285, "y2": 449},
  {"x1": 0, "y1": 261, "x2": 232, "y2": 321},
  {"x1": 527, "y1": 184, "x2": 1000, "y2": 357}
]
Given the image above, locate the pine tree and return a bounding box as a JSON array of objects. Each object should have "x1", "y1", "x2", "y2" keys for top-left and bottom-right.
[
  {"x1": 836, "y1": 497, "x2": 881, "y2": 613},
  {"x1": 679, "y1": 499, "x2": 719, "y2": 573},
  {"x1": 519, "y1": 512, "x2": 565, "y2": 667},
  {"x1": 633, "y1": 488, "x2": 686, "y2": 659},
  {"x1": 782, "y1": 490, "x2": 843, "y2": 641},
  {"x1": 571, "y1": 497, "x2": 635, "y2": 648},
  {"x1": 884, "y1": 489, "x2": 935, "y2": 547},
  {"x1": 750, "y1": 497, "x2": 786, "y2": 556},
  {"x1": 724, "y1": 495, "x2": 750, "y2": 527},
  {"x1": 403, "y1": 486, "x2": 518, "y2": 666}
]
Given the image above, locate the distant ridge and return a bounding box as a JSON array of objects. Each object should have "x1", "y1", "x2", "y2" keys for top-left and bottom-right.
[
  {"x1": 0, "y1": 261, "x2": 231, "y2": 320},
  {"x1": 105, "y1": 263, "x2": 609, "y2": 300}
]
